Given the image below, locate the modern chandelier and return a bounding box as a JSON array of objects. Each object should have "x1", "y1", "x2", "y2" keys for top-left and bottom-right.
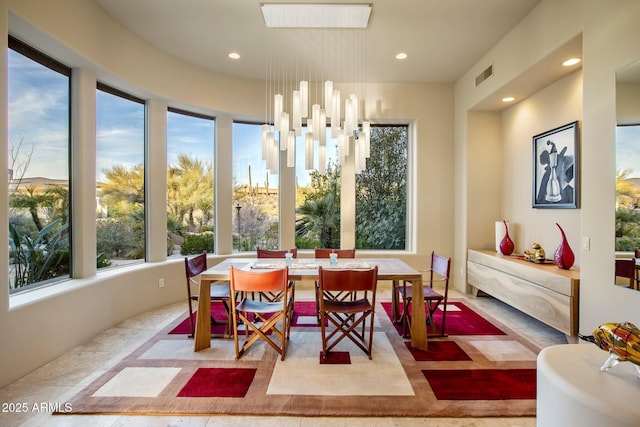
[{"x1": 260, "y1": 3, "x2": 373, "y2": 175}]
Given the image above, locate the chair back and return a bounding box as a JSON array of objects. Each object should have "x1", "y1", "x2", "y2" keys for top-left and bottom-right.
[
  {"x1": 635, "y1": 249, "x2": 640, "y2": 259},
  {"x1": 185, "y1": 252, "x2": 207, "y2": 280},
  {"x1": 615, "y1": 258, "x2": 635, "y2": 287},
  {"x1": 229, "y1": 267, "x2": 289, "y2": 293},
  {"x1": 257, "y1": 247, "x2": 297, "y2": 258},
  {"x1": 314, "y1": 248, "x2": 356, "y2": 258},
  {"x1": 431, "y1": 252, "x2": 451, "y2": 280},
  {"x1": 318, "y1": 266, "x2": 378, "y2": 293}
]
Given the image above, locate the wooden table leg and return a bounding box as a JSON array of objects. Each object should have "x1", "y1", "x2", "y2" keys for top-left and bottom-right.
[
  {"x1": 391, "y1": 280, "x2": 399, "y2": 322},
  {"x1": 194, "y1": 279, "x2": 212, "y2": 351},
  {"x1": 410, "y1": 277, "x2": 428, "y2": 351}
]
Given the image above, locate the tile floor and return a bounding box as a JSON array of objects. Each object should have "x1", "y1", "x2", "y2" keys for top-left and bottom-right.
[{"x1": 0, "y1": 283, "x2": 567, "y2": 427}]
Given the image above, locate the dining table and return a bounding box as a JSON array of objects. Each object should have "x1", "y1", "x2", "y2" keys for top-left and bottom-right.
[{"x1": 193, "y1": 257, "x2": 428, "y2": 351}]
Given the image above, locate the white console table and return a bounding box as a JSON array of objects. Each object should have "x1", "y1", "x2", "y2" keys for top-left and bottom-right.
[
  {"x1": 467, "y1": 249, "x2": 579, "y2": 337},
  {"x1": 537, "y1": 344, "x2": 640, "y2": 427}
]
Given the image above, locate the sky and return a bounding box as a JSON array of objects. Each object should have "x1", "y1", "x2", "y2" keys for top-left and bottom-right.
[
  {"x1": 96, "y1": 90, "x2": 145, "y2": 182},
  {"x1": 8, "y1": 49, "x2": 69, "y2": 181},
  {"x1": 8, "y1": 47, "x2": 339, "y2": 189},
  {"x1": 616, "y1": 125, "x2": 640, "y2": 178}
]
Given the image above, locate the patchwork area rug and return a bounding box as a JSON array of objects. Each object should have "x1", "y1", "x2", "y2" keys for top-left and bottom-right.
[{"x1": 57, "y1": 299, "x2": 540, "y2": 417}]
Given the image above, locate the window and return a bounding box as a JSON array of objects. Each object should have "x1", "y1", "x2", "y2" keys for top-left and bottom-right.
[
  {"x1": 232, "y1": 122, "x2": 279, "y2": 251},
  {"x1": 295, "y1": 127, "x2": 341, "y2": 249},
  {"x1": 294, "y1": 124, "x2": 408, "y2": 250},
  {"x1": 96, "y1": 84, "x2": 146, "y2": 268},
  {"x1": 615, "y1": 123, "x2": 640, "y2": 251},
  {"x1": 355, "y1": 125, "x2": 408, "y2": 249},
  {"x1": 167, "y1": 108, "x2": 215, "y2": 256},
  {"x1": 8, "y1": 36, "x2": 71, "y2": 292}
]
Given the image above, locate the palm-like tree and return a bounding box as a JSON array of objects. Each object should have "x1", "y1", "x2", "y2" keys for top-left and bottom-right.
[
  {"x1": 296, "y1": 192, "x2": 340, "y2": 248},
  {"x1": 167, "y1": 154, "x2": 214, "y2": 231},
  {"x1": 100, "y1": 164, "x2": 145, "y2": 217},
  {"x1": 10, "y1": 186, "x2": 48, "y2": 231},
  {"x1": 10, "y1": 185, "x2": 68, "y2": 232},
  {"x1": 295, "y1": 162, "x2": 341, "y2": 248}
]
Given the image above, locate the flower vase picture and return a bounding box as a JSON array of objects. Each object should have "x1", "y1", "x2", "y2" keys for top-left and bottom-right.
[
  {"x1": 499, "y1": 221, "x2": 515, "y2": 256},
  {"x1": 532, "y1": 121, "x2": 579, "y2": 209}
]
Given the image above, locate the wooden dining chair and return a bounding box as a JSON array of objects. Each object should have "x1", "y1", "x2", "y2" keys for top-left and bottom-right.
[
  {"x1": 396, "y1": 251, "x2": 451, "y2": 338},
  {"x1": 318, "y1": 266, "x2": 378, "y2": 360},
  {"x1": 184, "y1": 252, "x2": 231, "y2": 338},
  {"x1": 313, "y1": 248, "x2": 356, "y2": 323},
  {"x1": 256, "y1": 247, "x2": 297, "y2": 303},
  {"x1": 615, "y1": 258, "x2": 636, "y2": 289},
  {"x1": 256, "y1": 247, "x2": 298, "y2": 259},
  {"x1": 229, "y1": 266, "x2": 291, "y2": 360},
  {"x1": 634, "y1": 249, "x2": 640, "y2": 290},
  {"x1": 314, "y1": 248, "x2": 356, "y2": 259}
]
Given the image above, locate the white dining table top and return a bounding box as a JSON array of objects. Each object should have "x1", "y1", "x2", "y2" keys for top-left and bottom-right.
[{"x1": 200, "y1": 257, "x2": 423, "y2": 281}]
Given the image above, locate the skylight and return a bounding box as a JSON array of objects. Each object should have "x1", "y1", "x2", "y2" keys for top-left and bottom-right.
[{"x1": 261, "y1": 3, "x2": 372, "y2": 28}]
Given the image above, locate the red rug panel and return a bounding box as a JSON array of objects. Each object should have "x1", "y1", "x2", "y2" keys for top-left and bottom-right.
[
  {"x1": 422, "y1": 368, "x2": 536, "y2": 400},
  {"x1": 177, "y1": 367, "x2": 256, "y2": 398},
  {"x1": 319, "y1": 351, "x2": 351, "y2": 364},
  {"x1": 381, "y1": 301, "x2": 506, "y2": 336},
  {"x1": 404, "y1": 341, "x2": 472, "y2": 362},
  {"x1": 169, "y1": 303, "x2": 229, "y2": 335}
]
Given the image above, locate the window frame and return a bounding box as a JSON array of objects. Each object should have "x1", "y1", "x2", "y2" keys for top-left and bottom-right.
[
  {"x1": 355, "y1": 123, "x2": 409, "y2": 251},
  {"x1": 166, "y1": 107, "x2": 216, "y2": 256},
  {"x1": 95, "y1": 82, "x2": 147, "y2": 267},
  {"x1": 8, "y1": 35, "x2": 73, "y2": 293}
]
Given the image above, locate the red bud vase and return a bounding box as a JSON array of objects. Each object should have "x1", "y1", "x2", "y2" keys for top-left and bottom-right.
[
  {"x1": 499, "y1": 221, "x2": 515, "y2": 256},
  {"x1": 554, "y1": 223, "x2": 574, "y2": 270}
]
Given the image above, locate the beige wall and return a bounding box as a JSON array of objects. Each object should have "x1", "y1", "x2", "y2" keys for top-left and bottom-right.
[
  {"x1": 501, "y1": 70, "x2": 583, "y2": 257},
  {"x1": 454, "y1": 0, "x2": 584, "y2": 293},
  {"x1": 617, "y1": 82, "x2": 640, "y2": 121},
  {"x1": 580, "y1": 0, "x2": 640, "y2": 334},
  {"x1": 455, "y1": 0, "x2": 640, "y2": 337},
  {"x1": 0, "y1": 0, "x2": 453, "y2": 387},
  {"x1": 465, "y1": 111, "x2": 502, "y2": 255}
]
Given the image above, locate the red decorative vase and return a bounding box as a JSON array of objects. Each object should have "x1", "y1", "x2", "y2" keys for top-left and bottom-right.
[
  {"x1": 499, "y1": 221, "x2": 515, "y2": 256},
  {"x1": 554, "y1": 223, "x2": 575, "y2": 270}
]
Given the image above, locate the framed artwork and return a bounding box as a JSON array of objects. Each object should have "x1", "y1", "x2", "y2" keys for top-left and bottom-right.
[{"x1": 532, "y1": 121, "x2": 579, "y2": 209}]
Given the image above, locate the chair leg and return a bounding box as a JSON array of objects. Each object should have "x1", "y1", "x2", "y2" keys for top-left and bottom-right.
[
  {"x1": 438, "y1": 299, "x2": 447, "y2": 337},
  {"x1": 315, "y1": 281, "x2": 322, "y2": 324},
  {"x1": 402, "y1": 298, "x2": 411, "y2": 338},
  {"x1": 426, "y1": 301, "x2": 437, "y2": 334},
  {"x1": 188, "y1": 299, "x2": 196, "y2": 338},
  {"x1": 323, "y1": 310, "x2": 374, "y2": 358},
  {"x1": 240, "y1": 312, "x2": 287, "y2": 360},
  {"x1": 367, "y1": 309, "x2": 375, "y2": 359}
]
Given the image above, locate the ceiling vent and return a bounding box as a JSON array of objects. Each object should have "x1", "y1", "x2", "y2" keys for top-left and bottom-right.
[{"x1": 475, "y1": 65, "x2": 493, "y2": 87}]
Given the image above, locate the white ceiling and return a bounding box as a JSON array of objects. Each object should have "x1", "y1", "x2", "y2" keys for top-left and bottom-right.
[{"x1": 92, "y1": 0, "x2": 543, "y2": 84}]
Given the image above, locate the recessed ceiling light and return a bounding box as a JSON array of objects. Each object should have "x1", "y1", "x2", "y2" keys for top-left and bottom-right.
[
  {"x1": 395, "y1": 53, "x2": 408, "y2": 60},
  {"x1": 562, "y1": 58, "x2": 581, "y2": 67},
  {"x1": 502, "y1": 96, "x2": 515, "y2": 102},
  {"x1": 228, "y1": 52, "x2": 241, "y2": 60}
]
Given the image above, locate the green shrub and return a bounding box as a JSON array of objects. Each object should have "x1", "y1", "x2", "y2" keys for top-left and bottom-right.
[
  {"x1": 9, "y1": 219, "x2": 70, "y2": 289},
  {"x1": 295, "y1": 236, "x2": 321, "y2": 249},
  {"x1": 181, "y1": 232, "x2": 214, "y2": 255}
]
